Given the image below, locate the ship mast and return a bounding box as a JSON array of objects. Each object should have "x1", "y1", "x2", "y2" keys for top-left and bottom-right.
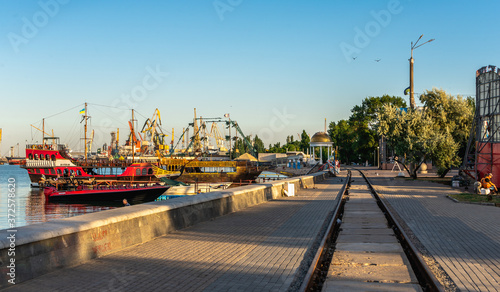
[
  {"x1": 83, "y1": 102, "x2": 89, "y2": 162},
  {"x1": 42, "y1": 118, "x2": 45, "y2": 145},
  {"x1": 132, "y1": 109, "x2": 135, "y2": 163},
  {"x1": 193, "y1": 108, "x2": 201, "y2": 152},
  {"x1": 228, "y1": 115, "x2": 232, "y2": 159}
]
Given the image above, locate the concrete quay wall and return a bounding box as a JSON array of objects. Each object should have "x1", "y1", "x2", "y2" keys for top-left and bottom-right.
[{"x1": 0, "y1": 172, "x2": 327, "y2": 287}]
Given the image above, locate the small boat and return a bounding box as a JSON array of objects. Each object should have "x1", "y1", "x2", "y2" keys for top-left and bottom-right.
[
  {"x1": 159, "y1": 177, "x2": 231, "y2": 195},
  {"x1": 167, "y1": 182, "x2": 232, "y2": 195},
  {"x1": 43, "y1": 184, "x2": 169, "y2": 204}
]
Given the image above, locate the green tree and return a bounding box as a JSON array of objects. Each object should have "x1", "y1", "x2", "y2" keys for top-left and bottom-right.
[
  {"x1": 267, "y1": 142, "x2": 285, "y2": 153},
  {"x1": 328, "y1": 120, "x2": 355, "y2": 163},
  {"x1": 299, "y1": 130, "x2": 310, "y2": 152},
  {"x1": 418, "y1": 88, "x2": 474, "y2": 176},
  {"x1": 351, "y1": 95, "x2": 407, "y2": 127},
  {"x1": 253, "y1": 135, "x2": 265, "y2": 154},
  {"x1": 232, "y1": 138, "x2": 246, "y2": 157},
  {"x1": 350, "y1": 95, "x2": 407, "y2": 164},
  {"x1": 378, "y1": 89, "x2": 474, "y2": 178},
  {"x1": 378, "y1": 106, "x2": 435, "y2": 178},
  {"x1": 329, "y1": 95, "x2": 407, "y2": 164}
]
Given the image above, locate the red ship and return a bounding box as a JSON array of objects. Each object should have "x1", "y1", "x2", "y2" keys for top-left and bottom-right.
[{"x1": 21, "y1": 138, "x2": 170, "y2": 188}]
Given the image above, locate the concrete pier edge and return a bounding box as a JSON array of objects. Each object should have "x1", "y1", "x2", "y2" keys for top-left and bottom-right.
[{"x1": 0, "y1": 172, "x2": 327, "y2": 287}]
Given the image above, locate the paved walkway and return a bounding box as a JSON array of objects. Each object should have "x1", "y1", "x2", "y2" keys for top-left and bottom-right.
[
  {"x1": 3, "y1": 177, "x2": 345, "y2": 292},
  {"x1": 358, "y1": 167, "x2": 500, "y2": 292}
]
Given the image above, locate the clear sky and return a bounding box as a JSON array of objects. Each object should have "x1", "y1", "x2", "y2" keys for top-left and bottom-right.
[{"x1": 1, "y1": 0, "x2": 499, "y2": 155}]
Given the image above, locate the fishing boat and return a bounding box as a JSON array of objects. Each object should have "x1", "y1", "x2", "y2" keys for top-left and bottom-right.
[{"x1": 43, "y1": 184, "x2": 169, "y2": 204}]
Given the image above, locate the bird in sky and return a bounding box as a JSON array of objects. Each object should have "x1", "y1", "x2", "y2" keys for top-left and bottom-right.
[
  {"x1": 375, "y1": 59, "x2": 381, "y2": 62},
  {"x1": 352, "y1": 57, "x2": 357, "y2": 60}
]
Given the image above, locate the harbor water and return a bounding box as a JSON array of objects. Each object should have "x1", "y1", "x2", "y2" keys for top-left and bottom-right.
[
  {"x1": 0, "y1": 164, "x2": 118, "y2": 230},
  {"x1": 0, "y1": 166, "x2": 290, "y2": 230}
]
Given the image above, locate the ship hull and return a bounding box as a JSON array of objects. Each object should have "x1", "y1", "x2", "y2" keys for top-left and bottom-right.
[
  {"x1": 28, "y1": 173, "x2": 157, "y2": 185},
  {"x1": 44, "y1": 185, "x2": 169, "y2": 204}
]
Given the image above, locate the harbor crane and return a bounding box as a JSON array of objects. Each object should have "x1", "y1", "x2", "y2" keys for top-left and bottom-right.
[
  {"x1": 141, "y1": 108, "x2": 168, "y2": 153},
  {"x1": 225, "y1": 120, "x2": 257, "y2": 158},
  {"x1": 168, "y1": 114, "x2": 257, "y2": 158},
  {"x1": 210, "y1": 122, "x2": 227, "y2": 152}
]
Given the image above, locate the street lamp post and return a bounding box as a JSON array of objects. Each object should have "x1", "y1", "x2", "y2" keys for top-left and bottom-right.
[
  {"x1": 377, "y1": 146, "x2": 380, "y2": 169},
  {"x1": 410, "y1": 35, "x2": 434, "y2": 109}
]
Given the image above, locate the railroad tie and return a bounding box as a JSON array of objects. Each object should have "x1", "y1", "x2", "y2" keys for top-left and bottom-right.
[{"x1": 323, "y1": 172, "x2": 422, "y2": 291}]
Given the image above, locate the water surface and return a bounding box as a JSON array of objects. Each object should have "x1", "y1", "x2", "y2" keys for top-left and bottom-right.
[{"x1": 0, "y1": 164, "x2": 117, "y2": 230}]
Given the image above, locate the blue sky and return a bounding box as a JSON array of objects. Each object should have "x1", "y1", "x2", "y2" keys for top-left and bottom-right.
[{"x1": 0, "y1": 0, "x2": 499, "y2": 154}]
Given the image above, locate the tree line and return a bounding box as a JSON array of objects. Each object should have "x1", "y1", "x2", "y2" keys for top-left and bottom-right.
[
  {"x1": 329, "y1": 88, "x2": 474, "y2": 178},
  {"x1": 232, "y1": 88, "x2": 474, "y2": 178},
  {"x1": 231, "y1": 130, "x2": 311, "y2": 157}
]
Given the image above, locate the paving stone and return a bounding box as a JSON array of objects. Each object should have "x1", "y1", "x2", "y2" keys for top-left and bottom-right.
[
  {"x1": 2, "y1": 177, "x2": 346, "y2": 292},
  {"x1": 358, "y1": 167, "x2": 500, "y2": 291}
]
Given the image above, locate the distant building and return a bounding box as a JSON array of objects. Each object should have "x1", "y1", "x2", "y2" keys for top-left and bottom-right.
[
  {"x1": 258, "y1": 153, "x2": 287, "y2": 166},
  {"x1": 286, "y1": 151, "x2": 311, "y2": 162}
]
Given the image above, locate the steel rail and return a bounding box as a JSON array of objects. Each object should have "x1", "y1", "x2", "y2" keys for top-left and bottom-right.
[
  {"x1": 358, "y1": 169, "x2": 445, "y2": 292},
  {"x1": 299, "y1": 170, "x2": 351, "y2": 291}
]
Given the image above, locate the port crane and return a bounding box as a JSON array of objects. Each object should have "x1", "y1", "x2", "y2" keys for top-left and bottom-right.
[
  {"x1": 225, "y1": 120, "x2": 257, "y2": 158},
  {"x1": 169, "y1": 113, "x2": 257, "y2": 158},
  {"x1": 210, "y1": 122, "x2": 227, "y2": 152},
  {"x1": 141, "y1": 108, "x2": 168, "y2": 154}
]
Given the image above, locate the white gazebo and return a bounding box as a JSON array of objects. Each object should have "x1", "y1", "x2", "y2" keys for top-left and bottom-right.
[{"x1": 309, "y1": 132, "x2": 333, "y2": 164}]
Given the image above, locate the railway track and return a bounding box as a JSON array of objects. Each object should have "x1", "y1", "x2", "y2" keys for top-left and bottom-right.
[{"x1": 301, "y1": 169, "x2": 444, "y2": 292}]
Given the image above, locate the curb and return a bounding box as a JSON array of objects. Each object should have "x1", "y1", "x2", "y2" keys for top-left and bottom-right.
[{"x1": 445, "y1": 195, "x2": 498, "y2": 207}]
